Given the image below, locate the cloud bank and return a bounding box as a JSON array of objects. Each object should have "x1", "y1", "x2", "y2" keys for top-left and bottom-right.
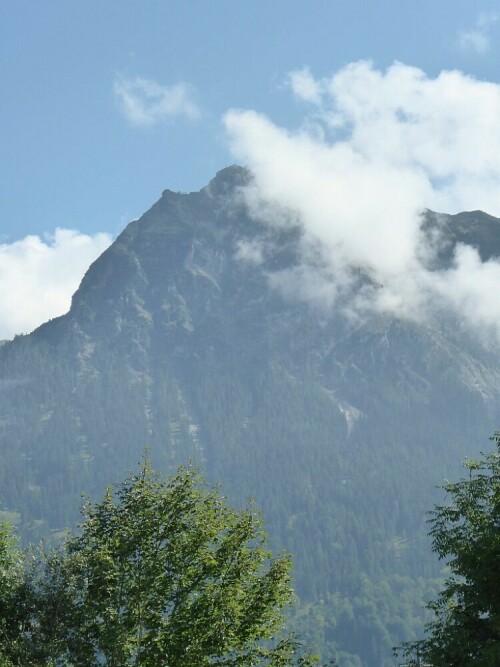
[
  {"x1": 0, "y1": 229, "x2": 112, "y2": 340},
  {"x1": 224, "y1": 61, "x2": 500, "y2": 341},
  {"x1": 114, "y1": 76, "x2": 200, "y2": 125}
]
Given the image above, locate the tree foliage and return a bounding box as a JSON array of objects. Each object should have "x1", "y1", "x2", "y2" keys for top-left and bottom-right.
[
  {"x1": 1, "y1": 462, "x2": 329, "y2": 666},
  {"x1": 0, "y1": 522, "x2": 31, "y2": 666},
  {"x1": 396, "y1": 432, "x2": 500, "y2": 666}
]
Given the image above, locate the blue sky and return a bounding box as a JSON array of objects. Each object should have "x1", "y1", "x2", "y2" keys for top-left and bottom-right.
[{"x1": 2, "y1": 0, "x2": 500, "y2": 338}]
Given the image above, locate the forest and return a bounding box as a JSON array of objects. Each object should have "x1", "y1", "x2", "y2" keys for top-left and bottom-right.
[{"x1": 2, "y1": 436, "x2": 500, "y2": 665}]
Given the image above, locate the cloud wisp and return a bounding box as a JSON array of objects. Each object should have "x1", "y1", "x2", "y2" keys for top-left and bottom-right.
[
  {"x1": 224, "y1": 61, "x2": 500, "y2": 341},
  {"x1": 114, "y1": 76, "x2": 200, "y2": 126},
  {"x1": 458, "y1": 13, "x2": 498, "y2": 54},
  {"x1": 0, "y1": 229, "x2": 112, "y2": 340}
]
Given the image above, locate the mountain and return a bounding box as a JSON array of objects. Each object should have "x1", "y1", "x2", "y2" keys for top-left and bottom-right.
[{"x1": 2, "y1": 166, "x2": 500, "y2": 666}]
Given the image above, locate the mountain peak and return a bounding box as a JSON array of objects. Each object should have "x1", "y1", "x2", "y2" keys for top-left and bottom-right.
[
  {"x1": 4, "y1": 164, "x2": 500, "y2": 667},
  {"x1": 203, "y1": 164, "x2": 252, "y2": 197}
]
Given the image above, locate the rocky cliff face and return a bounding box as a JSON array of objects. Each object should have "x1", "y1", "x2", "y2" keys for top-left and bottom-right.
[{"x1": 2, "y1": 166, "x2": 500, "y2": 666}]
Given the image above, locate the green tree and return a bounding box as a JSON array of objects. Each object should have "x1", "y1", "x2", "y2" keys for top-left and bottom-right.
[
  {"x1": 29, "y1": 461, "x2": 326, "y2": 666},
  {"x1": 0, "y1": 522, "x2": 33, "y2": 666},
  {"x1": 0, "y1": 522, "x2": 17, "y2": 666},
  {"x1": 396, "y1": 432, "x2": 500, "y2": 666}
]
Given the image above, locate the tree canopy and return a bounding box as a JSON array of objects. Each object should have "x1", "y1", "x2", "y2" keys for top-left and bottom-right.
[
  {"x1": 396, "y1": 432, "x2": 500, "y2": 666},
  {"x1": 0, "y1": 522, "x2": 30, "y2": 667},
  {"x1": 0, "y1": 461, "x2": 330, "y2": 666}
]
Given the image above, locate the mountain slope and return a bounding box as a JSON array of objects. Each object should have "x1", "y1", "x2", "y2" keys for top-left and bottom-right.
[{"x1": 2, "y1": 166, "x2": 500, "y2": 666}]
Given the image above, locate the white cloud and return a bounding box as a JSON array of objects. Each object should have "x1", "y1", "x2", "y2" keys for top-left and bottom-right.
[
  {"x1": 235, "y1": 238, "x2": 265, "y2": 265},
  {"x1": 114, "y1": 76, "x2": 200, "y2": 125},
  {"x1": 458, "y1": 13, "x2": 497, "y2": 54},
  {"x1": 288, "y1": 68, "x2": 323, "y2": 104},
  {"x1": 0, "y1": 229, "x2": 112, "y2": 339},
  {"x1": 224, "y1": 61, "x2": 500, "y2": 342}
]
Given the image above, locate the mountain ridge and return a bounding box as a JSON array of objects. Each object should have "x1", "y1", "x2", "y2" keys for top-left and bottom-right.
[{"x1": 2, "y1": 166, "x2": 500, "y2": 666}]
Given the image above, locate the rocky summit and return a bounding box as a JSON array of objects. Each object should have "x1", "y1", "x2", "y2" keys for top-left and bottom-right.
[{"x1": 2, "y1": 166, "x2": 500, "y2": 666}]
